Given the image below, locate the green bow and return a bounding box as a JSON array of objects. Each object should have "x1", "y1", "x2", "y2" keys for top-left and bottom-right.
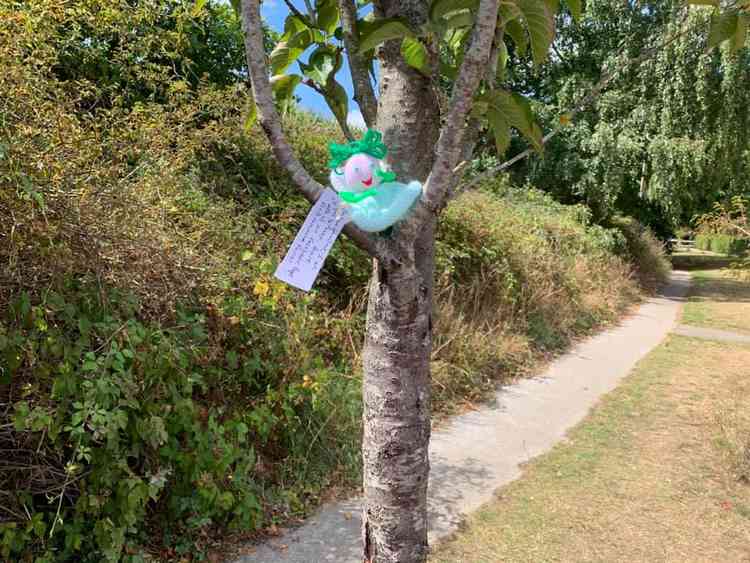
[{"x1": 328, "y1": 129, "x2": 389, "y2": 170}]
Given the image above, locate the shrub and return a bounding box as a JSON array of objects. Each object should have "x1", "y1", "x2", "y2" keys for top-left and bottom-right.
[
  {"x1": 695, "y1": 234, "x2": 748, "y2": 256},
  {"x1": 431, "y1": 186, "x2": 642, "y2": 410},
  {"x1": 609, "y1": 217, "x2": 671, "y2": 289}
]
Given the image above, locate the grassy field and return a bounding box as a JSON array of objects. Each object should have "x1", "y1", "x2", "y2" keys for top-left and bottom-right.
[
  {"x1": 679, "y1": 260, "x2": 750, "y2": 335},
  {"x1": 431, "y1": 262, "x2": 750, "y2": 562}
]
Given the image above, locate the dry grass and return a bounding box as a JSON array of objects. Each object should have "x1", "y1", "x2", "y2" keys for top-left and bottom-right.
[
  {"x1": 431, "y1": 335, "x2": 750, "y2": 563},
  {"x1": 715, "y1": 384, "x2": 750, "y2": 487},
  {"x1": 681, "y1": 268, "x2": 750, "y2": 334},
  {"x1": 430, "y1": 191, "x2": 645, "y2": 416}
]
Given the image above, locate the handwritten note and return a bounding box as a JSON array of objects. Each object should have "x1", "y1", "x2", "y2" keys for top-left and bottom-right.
[{"x1": 274, "y1": 188, "x2": 349, "y2": 292}]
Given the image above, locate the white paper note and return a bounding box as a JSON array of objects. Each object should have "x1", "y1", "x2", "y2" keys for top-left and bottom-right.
[{"x1": 274, "y1": 188, "x2": 349, "y2": 292}]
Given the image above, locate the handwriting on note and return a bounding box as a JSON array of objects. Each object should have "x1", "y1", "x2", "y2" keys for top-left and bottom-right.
[{"x1": 274, "y1": 189, "x2": 349, "y2": 292}]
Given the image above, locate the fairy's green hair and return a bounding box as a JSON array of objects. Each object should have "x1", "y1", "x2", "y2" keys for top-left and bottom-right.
[{"x1": 328, "y1": 129, "x2": 388, "y2": 170}]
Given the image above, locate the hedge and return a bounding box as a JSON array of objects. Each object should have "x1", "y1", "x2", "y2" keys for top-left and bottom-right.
[{"x1": 694, "y1": 234, "x2": 749, "y2": 255}]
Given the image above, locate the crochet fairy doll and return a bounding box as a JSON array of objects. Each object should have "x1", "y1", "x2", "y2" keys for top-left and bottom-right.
[{"x1": 328, "y1": 130, "x2": 422, "y2": 233}]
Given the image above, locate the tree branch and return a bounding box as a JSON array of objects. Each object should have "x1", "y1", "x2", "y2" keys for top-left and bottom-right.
[
  {"x1": 241, "y1": 0, "x2": 378, "y2": 256},
  {"x1": 338, "y1": 0, "x2": 379, "y2": 128},
  {"x1": 303, "y1": 0, "x2": 315, "y2": 20},
  {"x1": 283, "y1": 0, "x2": 311, "y2": 25},
  {"x1": 451, "y1": 24, "x2": 506, "y2": 196},
  {"x1": 420, "y1": 0, "x2": 501, "y2": 212}
]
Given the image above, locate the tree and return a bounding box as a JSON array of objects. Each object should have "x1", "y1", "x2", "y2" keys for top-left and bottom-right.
[
  {"x1": 498, "y1": 0, "x2": 750, "y2": 232},
  {"x1": 237, "y1": 0, "x2": 748, "y2": 561},
  {"x1": 46, "y1": 0, "x2": 259, "y2": 109}
]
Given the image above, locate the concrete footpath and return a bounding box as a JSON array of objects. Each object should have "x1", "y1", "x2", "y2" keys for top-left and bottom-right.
[
  {"x1": 673, "y1": 323, "x2": 750, "y2": 344},
  {"x1": 233, "y1": 271, "x2": 691, "y2": 563}
]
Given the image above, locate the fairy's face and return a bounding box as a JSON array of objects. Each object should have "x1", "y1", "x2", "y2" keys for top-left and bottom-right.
[{"x1": 342, "y1": 153, "x2": 382, "y2": 191}]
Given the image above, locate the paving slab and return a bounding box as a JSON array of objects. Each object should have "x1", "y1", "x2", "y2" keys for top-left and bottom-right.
[
  {"x1": 233, "y1": 270, "x2": 690, "y2": 563},
  {"x1": 673, "y1": 323, "x2": 750, "y2": 344}
]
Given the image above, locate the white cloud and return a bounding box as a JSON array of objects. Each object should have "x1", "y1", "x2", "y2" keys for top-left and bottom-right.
[{"x1": 347, "y1": 109, "x2": 367, "y2": 132}]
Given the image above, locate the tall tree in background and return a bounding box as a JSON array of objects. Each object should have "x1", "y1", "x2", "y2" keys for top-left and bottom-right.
[
  {"x1": 238, "y1": 0, "x2": 748, "y2": 560},
  {"x1": 517, "y1": 0, "x2": 750, "y2": 232}
]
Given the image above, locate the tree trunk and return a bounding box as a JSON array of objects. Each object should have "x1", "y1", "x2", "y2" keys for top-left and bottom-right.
[
  {"x1": 361, "y1": 229, "x2": 434, "y2": 563},
  {"x1": 362, "y1": 3, "x2": 440, "y2": 561}
]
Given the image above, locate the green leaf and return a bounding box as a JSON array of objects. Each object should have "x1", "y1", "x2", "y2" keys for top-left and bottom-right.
[
  {"x1": 270, "y1": 42, "x2": 304, "y2": 74},
  {"x1": 544, "y1": 0, "x2": 560, "y2": 15},
  {"x1": 499, "y1": 3, "x2": 522, "y2": 23},
  {"x1": 481, "y1": 89, "x2": 543, "y2": 151},
  {"x1": 302, "y1": 45, "x2": 338, "y2": 85},
  {"x1": 271, "y1": 74, "x2": 303, "y2": 113},
  {"x1": 218, "y1": 491, "x2": 235, "y2": 511},
  {"x1": 315, "y1": 0, "x2": 340, "y2": 34},
  {"x1": 440, "y1": 60, "x2": 458, "y2": 80},
  {"x1": 226, "y1": 350, "x2": 239, "y2": 370},
  {"x1": 497, "y1": 39, "x2": 508, "y2": 81},
  {"x1": 358, "y1": 18, "x2": 415, "y2": 53},
  {"x1": 486, "y1": 106, "x2": 512, "y2": 155},
  {"x1": 401, "y1": 37, "x2": 431, "y2": 75},
  {"x1": 324, "y1": 79, "x2": 349, "y2": 130},
  {"x1": 732, "y1": 14, "x2": 749, "y2": 53},
  {"x1": 191, "y1": 0, "x2": 208, "y2": 17},
  {"x1": 687, "y1": 0, "x2": 719, "y2": 5},
  {"x1": 229, "y1": 0, "x2": 241, "y2": 17},
  {"x1": 147, "y1": 416, "x2": 168, "y2": 448},
  {"x1": 505, "y1": 18, "x2": 528, "y2": 56},
  {"x1": 442, "y1": 10, "x2": 475, "y2": 29},
  {"x1": 708, "y1": 12, "x2": 736, "y2": 48},
  {"x1": 429, "y1": 0, "x2": 478, "y2": 23},
  {"x1": 446, "y1": 26, "x2": 471, "y2": 53},
  {"x1": 356, "y1": 14, "x2": 378, "y2": 41},
  {"x1": 282, "y1": 15, "x2": 310, "y2": 40},
  {"x1": 516, "y1": 0, "x2": 555, "y2": 64},
  {"x1": 287, "y1": 28, "x2": 324, "y2": 49},
  {"x1": 565, "y1": 0, "x2": 583, "y2": 21},
  {"x1": 244, "y1": 97, "x2": 257, "y2": 132}
]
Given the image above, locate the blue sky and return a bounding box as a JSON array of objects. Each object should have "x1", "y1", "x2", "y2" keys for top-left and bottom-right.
[{"x1": 260, "y1": 0, "x2": 371, "y2": 129}]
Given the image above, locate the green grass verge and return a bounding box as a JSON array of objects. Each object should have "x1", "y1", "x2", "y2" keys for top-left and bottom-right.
[{"x1": 681, "y1": 269, "x2": 750, "y2": 334}]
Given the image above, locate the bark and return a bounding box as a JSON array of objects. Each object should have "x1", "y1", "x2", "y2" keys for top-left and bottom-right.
[
  {"x1": 374, "y1": 0, "x2": 440, "y2": 180},
  {"x1": 338, "y1": 0, "x2": 379, "y2": 128},
  {"x1": 362, "y1": 229, "x2": 434, "y2": 563},
  {"x1": 361, "y1": 2, "x2": 440, "y2": 561}
]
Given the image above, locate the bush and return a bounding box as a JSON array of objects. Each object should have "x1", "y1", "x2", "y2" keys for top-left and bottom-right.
[
  {"x1": 675, "y1": 227, "x2": 694, "y2": 240},
  {"x1": 431, "y1": 185, "x2": 643, "y2": 410},
  {"x1": 610, "y1": 217, "x2": 672, "y2": 289},
  {"x1": 695, "y1": 234, "x2": 749, "y2": 256}
]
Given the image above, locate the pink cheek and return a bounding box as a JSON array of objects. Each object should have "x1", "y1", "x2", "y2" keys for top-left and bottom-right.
[
  {"x1": 343, "y1": 155, "x2": 376, "y2": 187},
  {"x1": 343, "y1": 169, "x2": 359, "y2": 186}
]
